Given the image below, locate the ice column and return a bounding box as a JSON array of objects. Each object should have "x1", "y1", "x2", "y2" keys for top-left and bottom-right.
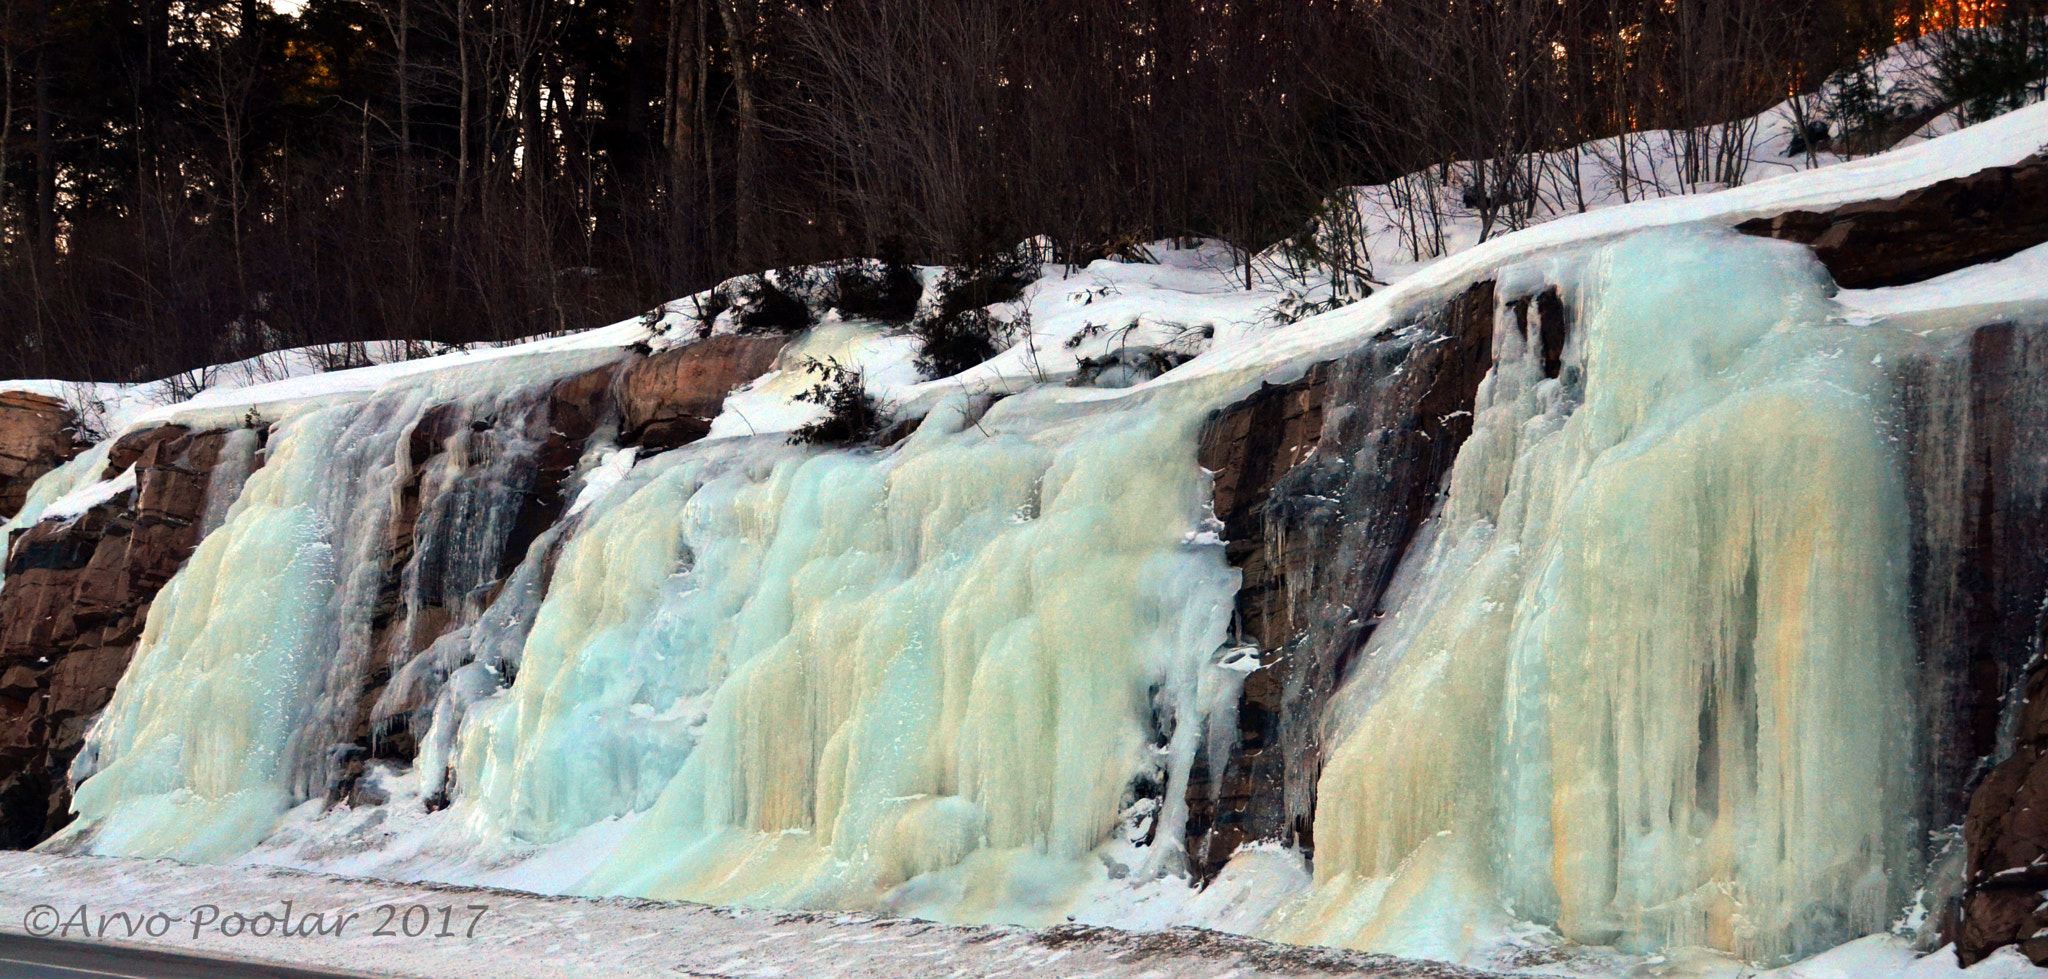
[
  {"x1": 453, "y1": 388, "x2": 1240, "y2": 924},
  {"x1": 51, "y1": 405, "x2": 354, "y2": 859},
  {"x1": 1278, "y1": 228, "x2": 1919, "y2": 963},
  {"x1": 50, "y1": 369, "x2": 591, "y2": 859}
]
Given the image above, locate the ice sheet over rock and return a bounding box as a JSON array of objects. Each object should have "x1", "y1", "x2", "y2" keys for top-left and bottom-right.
[
  {"x1": 1274, "y1": 227, "x2": 1920, "y2": 963},
  {"x1": 456, "y1": 383, "x2": 1243, "y2": 924}
]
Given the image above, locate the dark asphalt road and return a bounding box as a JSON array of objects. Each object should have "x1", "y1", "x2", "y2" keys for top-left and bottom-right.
[{"x1": 0, "y1": 933, "x2": 374, "y2": 978}]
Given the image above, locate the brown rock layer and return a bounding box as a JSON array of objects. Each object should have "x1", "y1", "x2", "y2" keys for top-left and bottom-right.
[
  {"x1": 337, "y1": 343, "x2": 780, "y2": 801},
  {"x1": 341, "y1": 362, "x2": 627, "y2": 779},
  {"x1": 1921, "y1": 321, "x2": 2048, "y2": 966},
  {"x1": 619, "y1": 336, "x2": 788, "y2": 452},
  {"x1": 0, "y1": 425, "x2": 254, "y2": 846},
  {"x1": 1737, "y1": 154, "x2": 2048, "y2": 289},
  {"x1": 0, "y1": 392, "x2": 83, "y2": 520},
  {"x1": 1185, "y1": 281, "x2": 1503, "y2": 874}
]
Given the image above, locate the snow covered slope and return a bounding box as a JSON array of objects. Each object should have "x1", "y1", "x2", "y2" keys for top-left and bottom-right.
[{"x1": 3, "y1": 66, "x2": 2048, "y2": 979}]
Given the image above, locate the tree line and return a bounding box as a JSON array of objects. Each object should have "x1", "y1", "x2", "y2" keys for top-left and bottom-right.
[{"x1": 0, "y1": 0, "x2": 2029, "y2": 382}]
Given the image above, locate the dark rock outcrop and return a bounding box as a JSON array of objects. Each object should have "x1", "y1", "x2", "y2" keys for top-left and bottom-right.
[
  {"x1": 1071, "y1": 347, "x2": 1195, "y2": 389},
  {"x1": 342, "y1": 363, "x2": 628, "y2": 774},
  {"x1": 619, "y1": 336, "x2": 789, "y2": 452},
  {"x1": 0, "y1": 425, "x2": 253, "y2": 846},
  {"x1": 1915, "y1": 322, "x2": 2048, "y2": 965},
  {"x1": 1737, "y1": 154, "x2": 2048, "y2": 288},
  {"x1": 0, "y1": 392, "x2": 82, "y2": 520},
  {"x1": 340, "y1": 341, "x2": 785, "y2": 799},
  {"x1": 1185, "y1": 281, "x2": 1504, "y2": 874}
]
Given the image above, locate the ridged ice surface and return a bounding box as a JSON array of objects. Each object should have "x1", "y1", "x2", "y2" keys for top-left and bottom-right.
[
  {"x1": 52, "y1": 376, "x2": 578, "y2": 859},
  {"x1": 456, "y1": 389, "x2": 1240, "y2": 923},
  {"x1": 21, "y1": 212, "x2": 2037, "y2": 972},
  {"x1": 56, "y1": 405, "x2": 351, "y2": 858},
  {"x1": 1273, "y1": 228, "x2": 1920, "y2": 962}
]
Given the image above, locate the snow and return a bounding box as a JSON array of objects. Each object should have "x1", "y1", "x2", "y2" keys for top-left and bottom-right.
[
  {"x1": 1840, "y1": 242, "x2": 2048, "y2": 316},
  {"x1": 37, "y1": 464, "x2": 134, "y2": 523},
  {"x1": 0, "y1": 443, "x2": 114, "y2": 596},
  {"x1": 0, "y1": 851, "x2": 1502, "y2": 979},
  {"x1": 1, "y1": 39, "x2": 2047, "y2": 979},
  {"x1": 2, "y1": 81, "x2": 2038, "y2": 447},
  {"x1": 564, "y1": 447, "x2": 637, "y2": 518},
  {"x1": 0, "y1": 849, "x2": 2040, "y2": 979}
]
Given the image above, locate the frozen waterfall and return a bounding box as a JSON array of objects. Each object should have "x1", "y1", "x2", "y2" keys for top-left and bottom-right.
[
  {"x1": 1273, "y1": 228, "x2": 1920, "y2": 962},
  {"x1": 456, "y1": 388, "x2": 1242, "y2": 922},
  {"x1": 18, "y1": 225, "x2": 1977, "y2": 969}
]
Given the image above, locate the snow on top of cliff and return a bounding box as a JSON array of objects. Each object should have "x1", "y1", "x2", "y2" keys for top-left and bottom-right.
[
  {"x1": 37, "y1": 464, "x2": 136, "y2": 523},
  {"x1": 772, "y1": 86, "x2": 2048, "y2": 429},
  {"x1": 2, "y1": 50, "x2": 2043, "y2": 452},
  {"x1": 1840, "y1": 241, "x2": 2048, "y2": 317},
  {"x1": 3, "y1": 322, "x2": 645, "y2": 443},
  {"x1": 1157, "y1": 97, "x2": 2048, "y2": 394}
]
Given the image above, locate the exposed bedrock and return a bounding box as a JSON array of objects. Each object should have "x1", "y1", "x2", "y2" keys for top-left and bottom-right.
[
  {"x1": 618, "y1": 335, "x2": 788, "y2": 452},
  {"x1": 0, "y1": 424, "x2": 257, "y2": 846},
  {"x1": 0, "y1": 392, "x2": 82, "y2": 521},
  {"x1": 340, "y1": 339, "x2": 786, "y2": 799},
  {"x1": 1185, "y1": 281, "x2": 1505, "y2": 874},
  {"x1": 1738, "y1": 153, "x2": 2048, "y2": 289},
  {"x1": 1930, "y1": 322, "x2": 2048, "y2": 965},
  {"x1": 336, "y1": 365, "x2": 628, "y2": 782},
  {"x1": 1187, "y1": 277, "x2": 2048, "y2": 964}
]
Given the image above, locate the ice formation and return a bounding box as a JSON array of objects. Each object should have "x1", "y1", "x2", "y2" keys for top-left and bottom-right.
[
  {"x1": 50, "y1": 361, "x2": 610, "y2": 859},
  {"x1": 1271, "y1": 228, "x2": 1920, "y2": 962},
  {"x1": 458, "y1": 387, "x2": 1241, "y2": 922},
  {"x1": 13, "y1": 201, "x2": 2041, "y2": 972}
]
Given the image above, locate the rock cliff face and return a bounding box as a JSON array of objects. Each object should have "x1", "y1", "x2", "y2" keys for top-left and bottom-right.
[
  {"x1": 336, "y1": 366, "x2": 627, "y2": 782},
  {"x1": 2, "y1": 157, "x2": 2048, "y2": 965},
  {"x1": 1916, "y1": 322, "x2": 2048, "y2": 965},
  {"x1": 619, "y1": 336, "x2": 788, "y2": 452},
  {"x1": 336, "y1": 339, "x2": 788, "y2": 799},
  {"x1": 1186, "y1": 281, "x2": 1504, "y2": 874},
  {"x1": 0, "y1": 425, "x2": 254, "y2": 846},
  {"x1": 0, "y1": 392, "x2": 81, "y2": 520},
  {"x1": 1738, "y1": 153, "x2": 2048, "y2": 288}
]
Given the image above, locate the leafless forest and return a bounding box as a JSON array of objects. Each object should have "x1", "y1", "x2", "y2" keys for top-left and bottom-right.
[{"x1": 0, "y1": 0, "x2": 2033, "y2": 381}]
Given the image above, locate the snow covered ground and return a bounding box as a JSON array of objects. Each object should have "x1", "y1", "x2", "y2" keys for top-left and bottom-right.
[
  {"x1": 0, "y1": 851, "x2": 1499, "y2": 978},
  {"x1": 3, "y1": 30, "x2": 2048, "y2": 979},
  {"x1": 2, "y1": 849, "x2": 2045, "y2": 979}
]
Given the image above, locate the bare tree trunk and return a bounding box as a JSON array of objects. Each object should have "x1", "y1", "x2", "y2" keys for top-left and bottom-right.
[
  {"x1": 398, "y1": 0, "x2": 412, "y2": 164},
  {"x1": 455, "y1": 0, "x2": 471, "y2": 244},
  {"x1": 718, "y1": 0, "x2": 763, "y2": 270},
  {"x1": 664, "y1": 0, "x2": 702, "y2": 282},
  {"x1": 2, "y1": 38, "x2": 13, "y2": 262},
  {"x1": 32, "y1": 0, "x2": 55, "y2": 260}
]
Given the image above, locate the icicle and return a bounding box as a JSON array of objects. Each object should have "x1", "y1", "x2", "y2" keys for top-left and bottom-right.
[
  {"x1": 198, "y1": 427, "x2": 262, "y2": 537},
  {"x1": 449, "y1": 387, "x2": 1238, "y2": 924},
  {"x1": 1273, "y1": 227, "x2": 1920, "y2": 963}
]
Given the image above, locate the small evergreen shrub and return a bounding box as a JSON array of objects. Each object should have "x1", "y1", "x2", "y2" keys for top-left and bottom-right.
[
  {"x1": 707, "y1": 273, "x2": 812, "y2": 333},
  {"x1": 1820, "y1": 58, "x2": 1904, "y2": 141},
  {"x1": 789, "y1": 357, "x2": 891, "y2": 446},
  {"x1": 824, "y1": 260, "x2": 923, "y2": 322},
  {"x1": 912, "y1": 252, "x2": 1040, "y2": 379}
]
